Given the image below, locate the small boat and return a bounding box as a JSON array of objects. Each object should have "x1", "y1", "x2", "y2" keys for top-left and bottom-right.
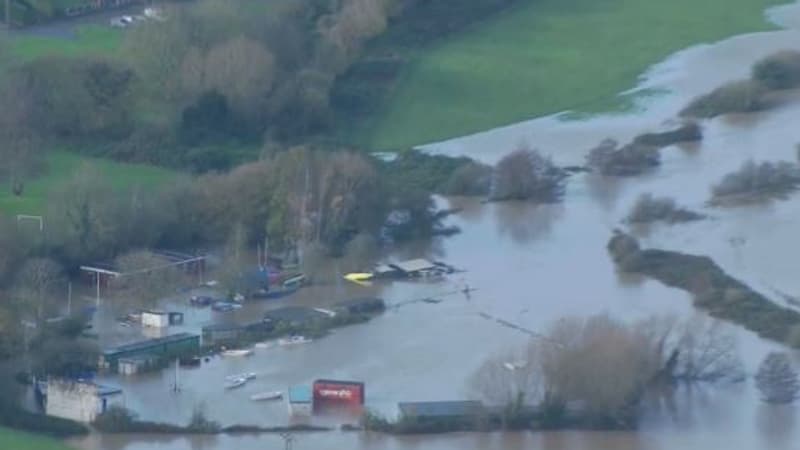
[
  {"x1": 255, "y1": 341, "x2": 275, "y2": 349},
  {"x1": 345, "y1": 272, "x2": 373, "y2": 282},
  {"x1": 224, "y1": 377, "x2": 248, "y2": 390},
  {"x1": 250, "y1": 391, "x2": 283, "y2": 401},
  {"x1": 503, "y1": 361, "x2": 528, "y2": 371},
  {"x1": 278, "y1": 336, "x2": 312, "y2": 346},
  {"x1": 221, "y1": 348, "x2": 254, "y2": 357},
  {"x1": 225, "y1": 372, "x2": 256, "y2": 382}
]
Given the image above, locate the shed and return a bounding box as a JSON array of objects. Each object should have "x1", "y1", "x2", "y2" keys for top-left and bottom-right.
[
  {"x1": 45, "y1": 379, "x2": 124, "y2": 423},
  {"x1": 264, "y1": 307, "x2": 328, "y2": 327},
  {"x1": 141, "y1": 311, "x2": 169, "y2": 328},
  {"x1": 100, "y1": 333, "x2": 200, "y2": 372},
  {"x1": 118, "y1": 355, "x2": 160, "y2": 376},
  {"x1": 288, "y1": 385, "x2": 313, "y2": 416},
  {"x1": 398, "y1": 401, "x2": 485, "y2": 420},
  {"x1": 334, "y1": 298, "x2": 386, "y2": 315}
]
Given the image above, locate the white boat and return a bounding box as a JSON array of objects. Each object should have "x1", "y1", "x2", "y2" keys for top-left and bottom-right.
[
  {"x1": 255, "y1": 341, "x2": 275, "y2": 349},
  {"x1": 224, "y1": 377, "x2": 247, "y2": 389},
  {"x1": 225, "y1": 372, "x2": 256, "y2": 383},
  {"x1": 277, "y1": 336, "x2": 312, "y2": 346},
  {"x1": 250, "y1": 391, "x2": 283, "y2": 401},
  {"x1": 221, "y1": 348, "x2": 254, "y2": 357}
]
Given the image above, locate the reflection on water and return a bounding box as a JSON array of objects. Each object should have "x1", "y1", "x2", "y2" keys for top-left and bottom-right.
[{"x1": 69, "y1": 2, "x2": 800, "y2": 449}]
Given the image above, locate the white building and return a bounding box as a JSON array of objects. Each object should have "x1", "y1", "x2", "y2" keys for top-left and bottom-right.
[
  {"x1": 45, "y1": 379, "x2": 124, "y2": 423},
  {"x1": 141, "y1": 310, "x2": 169, "y2": 328},
  {"x1": 287, "y1": 385, "x2": 312, "y2": 417}
]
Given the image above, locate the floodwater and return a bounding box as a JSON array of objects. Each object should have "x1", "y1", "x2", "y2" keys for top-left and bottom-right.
[{"x1": 71, "y1": 1, "x2": 800, "y2": 449}]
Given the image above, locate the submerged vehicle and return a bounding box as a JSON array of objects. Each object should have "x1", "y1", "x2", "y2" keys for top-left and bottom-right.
[{"x1": 250, "y1": 391, "x2": 283, "y2": 401}]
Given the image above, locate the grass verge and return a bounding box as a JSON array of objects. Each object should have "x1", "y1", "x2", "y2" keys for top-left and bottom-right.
[
  {"x1": 0, "y1": 427, "x2": 76, "y2": 450},
  {"x1": 352, "y1": 0, "x2": 786, "y2": 150}
]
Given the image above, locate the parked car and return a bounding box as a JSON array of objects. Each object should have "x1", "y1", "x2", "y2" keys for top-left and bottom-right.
[
  {"x1": 190, "y1": 295, "x2": 214, "y2": 307},
  {"x1": 212, "y1": 302, "x2": 242, "y2": 313}
]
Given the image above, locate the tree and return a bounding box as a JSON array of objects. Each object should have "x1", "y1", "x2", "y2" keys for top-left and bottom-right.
[
  {"x1": 12, "y1": 258, "x2": 65, "y2": 323},
  {"x1": 46, "y1": 165, "x2": 125, "y2": 264},
  {"x1": 752, "y1": 50, "x2": 800, "y2": 90},
  {"x1": 114, "y1": 250, "x2": 182, "y2": 310},
  {"x1": 203, "y1": 36, "x2": 276, "y2": 119},
  {"x1": 468, "y1": 351, "x2": 541, "y2": 428},
  {"x1": 490, "y1": 144, "x2": 565, "y2": 202},
  {"x1": 536, "y1": 315, "x2": 660, "y2": 427},
  {"x1": 755, "y1": 352, "x2": 800, "y2": 404}
]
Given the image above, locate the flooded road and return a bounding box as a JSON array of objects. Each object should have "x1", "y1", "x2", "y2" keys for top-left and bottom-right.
[{"x1": 70, "y1": 1, "x2": 800, "y2": 449}]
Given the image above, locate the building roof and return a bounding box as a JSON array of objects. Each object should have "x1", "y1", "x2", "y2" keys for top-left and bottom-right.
[
  {"x1": 288, "y1": 385, "x2": 313, "y2": 403},
  {"x1": 392, "y1": 259, "x2": 437, "y2": 273},
  {"x1": 398, "y1": 401, "x2": 484, "y2": 418},
  {"x1": 103, "y1": 332, "x2": 198, "y2": 356},
  {"x1": 48, "y1": 379, "x2": 122, "y2": 397},
  {"x1": 264, "y1": 306, "x2": 327, "y2": 324}
]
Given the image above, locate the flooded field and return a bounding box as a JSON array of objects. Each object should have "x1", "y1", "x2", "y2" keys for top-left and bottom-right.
[{"x1": 70, "y1": 1, "x2": 800, "y2": 449}]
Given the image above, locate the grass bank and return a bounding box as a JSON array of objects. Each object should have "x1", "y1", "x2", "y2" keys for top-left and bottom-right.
[
  {"x1": 351, "y1": 0, "x2": 786, "y2": 150},
  {"x1": 0, "y1": 151, "x2": 175, "y2": 215},
  {"x1": 0, "y1": 427, "x2": 76, "y2": 450}
]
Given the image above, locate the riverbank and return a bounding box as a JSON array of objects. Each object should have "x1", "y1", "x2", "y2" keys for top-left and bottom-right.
[
  {"x1": 349, "y1": 0, "x2": 789, "y2": 150},
  {"x1": 0, "y1": 427, "x2": 76, "y2": 450}
]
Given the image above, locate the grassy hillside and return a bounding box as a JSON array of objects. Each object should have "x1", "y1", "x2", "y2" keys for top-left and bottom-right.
[
  {"x1": 0, "y1": 427, "x2": 75, "y2": 450},
  {"x1": 0, "y1": 151, "x2": 175, "y2": 215},
  {"x1": 353, "y1": 0, "x2": 786, "y2": 150}
]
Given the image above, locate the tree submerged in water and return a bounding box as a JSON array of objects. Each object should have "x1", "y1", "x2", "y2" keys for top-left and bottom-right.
[
  {"x1": 489, "y1": 144, "x2": 565, "y2": 202},
  {"x1": 755, "y1": 352, "x2": 800, "y2": 404}
]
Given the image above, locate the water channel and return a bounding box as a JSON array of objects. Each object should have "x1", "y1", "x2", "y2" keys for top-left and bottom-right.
[{"x1": 71, "y1": 2, "x2": 800, "y2": 449}]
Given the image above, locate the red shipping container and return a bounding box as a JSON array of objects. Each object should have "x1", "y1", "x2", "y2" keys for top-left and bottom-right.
[{"x1": 312, "y1": 380, "x2": 365, "y2": 411}]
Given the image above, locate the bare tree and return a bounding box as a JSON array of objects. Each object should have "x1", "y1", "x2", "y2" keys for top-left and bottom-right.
[
  {"x1": 114, "y1": 250, "x2": 181, "y2": 310},
  {"x1": 756, "y1": 352, "x2": 800, "y2": 404},
  {"x1": 203, "y1": 36, "x2": 277, "y2": 117},
  {"x1": 537, "y1": 315, "x2": 659, "y2": 425},
  {"x1": 673, "y1": 316, "x2": 743, "y2": 382},
  {"x1": 12, "y1": 258, "x2": 65, "y2": 323},
  {"x1": 490, "y1": 143, "x2": 565, "y2": 202}
]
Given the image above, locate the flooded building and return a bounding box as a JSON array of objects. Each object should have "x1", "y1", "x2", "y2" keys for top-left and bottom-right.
[
  {"x1": 201, "y1": 320, "x2": 273, "y2": 346},
  {"x1": 288, "y1": 385, "x2": 313, "y2": 417},
  {"x1": 398, "y1": 401, "x2": 485, "y2": 423},
  {"x1": 141, "y1": 311, "x2": 184, "y2": 328},
  {"x1": 100, "y1": 333, "x2": 200, "y2": 372},
  {"x1": 312, "y1": 380, "x2": 365, "y2": 412},
  {"x1": 45, "y1": 379, "x2": 123, "y2": 423},
  {"x1": 263, "y1": 306, "x2": 328, "y2": 328},
  {"x1": 334, "y1": 298, "x2": 386, "y2": 315}
]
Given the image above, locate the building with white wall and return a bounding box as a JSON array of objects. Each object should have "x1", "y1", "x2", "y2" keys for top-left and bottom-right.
[{"x1": 45, "y1": 379, "x2": 123, "y2": 423}]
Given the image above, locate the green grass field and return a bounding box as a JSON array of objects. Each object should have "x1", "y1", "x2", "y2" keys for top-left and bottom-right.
[
  {"x1": 355, "y1": 0, "x2": 786, "y2": 150},
  {"x1": 6, "y1": 25, "x2": 122, "y2": 66},
  {"x1": 0, "y1": 427, "x2": 76, "y2": 450},
  {"x1": 0, "y1": 151, "x2": 175, "y2": 215}
]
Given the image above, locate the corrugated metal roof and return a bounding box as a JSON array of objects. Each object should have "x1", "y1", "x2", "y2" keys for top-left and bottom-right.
[
  {"x1": 398, "y1": 401, "x2": 484, "y2": 418},
  {"x1": 288, "y1": 385, "x2": 313, "y2": 403},
  {"x1": 392, "y1": 259, "x2": 437, "y2": 273},
  {"x1": 103, "y1": 333, "x2": 198, "y2": 356}
]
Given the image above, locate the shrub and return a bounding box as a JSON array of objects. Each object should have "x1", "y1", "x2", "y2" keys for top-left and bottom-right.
[
  {"x1": 440, "y1": 161, "x2": 492, "y2": 196},
  {"x1": 711, "y1": 160, "x2": 800, "y2": 202},
  {"x1": 752, "y1": 50, "x2": 800, "y2": 90},
  {"x1": 490, "y1": 146, "x2": 566, "y2": 202},
  {"x1": 632, "y1": 122, "x2": 702, "y2": 147},
  {"x1": 586, "y1": 139, "x2": 660, "y2": 176},
  {"x1": 755, "y1": 352, "x2": 800, "y2": 404},
  {"x1": 626, "y1": 193, "x2": 704, "y2": 224},
  {"x1": 680, "y1": 80, "x2": 767, "y2": 118}
]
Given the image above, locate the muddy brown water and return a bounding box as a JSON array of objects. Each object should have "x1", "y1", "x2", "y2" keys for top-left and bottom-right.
[{"x1": 70, "y1": 2, "x2": 800, "y2": 449}]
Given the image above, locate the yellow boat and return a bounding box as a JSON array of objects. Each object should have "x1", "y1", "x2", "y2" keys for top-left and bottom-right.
[{"x1": 344, "y1": 273, "x2": 374, "y2": 285}]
